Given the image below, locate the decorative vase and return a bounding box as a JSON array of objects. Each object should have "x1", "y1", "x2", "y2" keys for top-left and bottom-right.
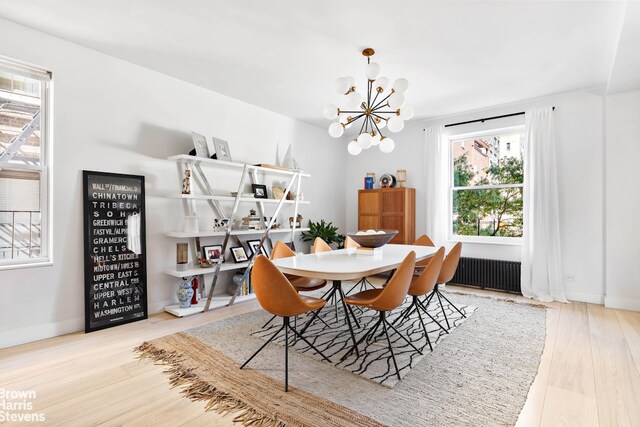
[{"x1": 176, "y1": 279, "x2": 194, "y2": 308}]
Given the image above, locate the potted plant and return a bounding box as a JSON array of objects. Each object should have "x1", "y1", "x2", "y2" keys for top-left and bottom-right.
[{"x1": 300, "y1": 220, "x2": 345, "y2": 249}]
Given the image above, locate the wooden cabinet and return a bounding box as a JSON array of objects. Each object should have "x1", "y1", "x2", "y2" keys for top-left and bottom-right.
[{"x1": 358, "y1": 188, "x2": 415, "y2": 244}]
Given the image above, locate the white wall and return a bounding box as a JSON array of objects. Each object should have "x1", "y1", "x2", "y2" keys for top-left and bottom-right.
[
  {"x1": 605, "y1": 89, "x2": 640, "y2": 311},
  {"x1": 345, "y1": 89, "x2": 606, "y2": 304},
  {"x1": 0, "y1": 18, "x2": 345, "y2": 348}
]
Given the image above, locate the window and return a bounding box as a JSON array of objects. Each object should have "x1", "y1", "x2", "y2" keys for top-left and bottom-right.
[
  {"x1": 449, "y1": 129, "x2": 524, "y2": 241},
  {"x1": 0, "y1": 58, "x2": 51, "y2": 268}
]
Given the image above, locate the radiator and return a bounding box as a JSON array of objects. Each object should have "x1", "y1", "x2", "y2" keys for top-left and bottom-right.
[{"x1": 450, "y1": 257, "x2": 521, "y2": 294}]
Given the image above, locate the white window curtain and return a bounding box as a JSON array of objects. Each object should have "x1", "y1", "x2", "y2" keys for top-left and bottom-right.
[
  {"x1": 424, "y1": 125, "x2": 447, "y2": 246},
  {"x1": 521, "y1": 108, "x2": 567, "y2": 302}
]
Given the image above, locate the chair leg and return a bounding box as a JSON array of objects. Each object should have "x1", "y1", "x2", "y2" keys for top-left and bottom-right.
[
  {"x1": 240, "y1": 323, "x2": 285, "y2": 369},
  {"x1": 339, "y1": 294, "x2": 360, "y2": 359},
  {"x1": 342, "y1": 314, "x2": 382, "y2": 361},
  {"x1": 392, "y1": 297, "x2": 417, "y2": 326},
  {"x1": 261, "y1": 314, "x2": 277, "y2": 329},
  {"x1": 437, "y1": 288, "x2": 466, "y2": 318},
  {"x1": 381, "y1": 312, "x2": 401, "y2": 381},
  {"x1": 384, "y1": 317, "x2": 423, "y2": 355},
  {"x1": 346, "y1": 278, "x2": 364, "y2": 295},
  {"x1": 291, "y1": 327, "x2": 331, "y2": 362},
  {"x1": 417, "y1": 298, "x2": 449, "y2": 334},
  {"x1": 338, "y1": 286, "x2": 361, "y2": 328},
  {"x1": 414, "y1": 302, "x2": 433, "y2": 351},
  {"x1": 284, "y1": 317, "x2": 289, "y2": 392},
  {"x1": 435, "y1": 290, "x2": 451, "y2": 329},
  {"x1": 300, "y1": 304, "x2": 326, "y2": 335}
]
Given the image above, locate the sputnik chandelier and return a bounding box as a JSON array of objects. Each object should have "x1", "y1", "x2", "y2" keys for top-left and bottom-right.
[{"x1": 324, "y1": 48, "x2": 413, "y2": 155}]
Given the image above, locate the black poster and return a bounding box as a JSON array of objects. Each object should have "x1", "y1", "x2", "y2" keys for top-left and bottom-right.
[{"x1": 83, "y1": 171, "x2": 147, "y2": 332}]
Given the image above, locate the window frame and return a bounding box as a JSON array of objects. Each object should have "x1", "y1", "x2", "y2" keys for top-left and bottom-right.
[
  {"x1": 0, "y1": 57, "x2": 52, "y2": 270},
  {"x1": 447, "y1": 126, "x2": 524, "y2": 245}
]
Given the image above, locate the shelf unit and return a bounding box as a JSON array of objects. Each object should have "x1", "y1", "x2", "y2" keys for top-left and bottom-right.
[{"x1": 164, "y1": 154, "x2": 310, "y2": 316}]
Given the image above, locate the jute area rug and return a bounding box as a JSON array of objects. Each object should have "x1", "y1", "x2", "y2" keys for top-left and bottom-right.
[{"x1": 137, "y1": 289, "x2": 546, "y2": 427}]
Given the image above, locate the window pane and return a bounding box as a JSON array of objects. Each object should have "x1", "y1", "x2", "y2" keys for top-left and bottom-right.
[
  {"x1": 0, "y1": 70, "x2": 42, "y2": 166},
  {"x1": 452, "y1": 187, "x2": 523, "y2": 237},
  {"x1": 0, "y1": 169, "x2": 42, "y2": 260},
  {"x1": 452, "y1": 133, "x2": 523, "y2": 187}
]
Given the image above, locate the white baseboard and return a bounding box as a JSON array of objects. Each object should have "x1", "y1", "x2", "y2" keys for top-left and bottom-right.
[
  {"x1": 604, "y1": 296, "x2": 640, "y2": 312},
  {"x1": 0, "y1": 298, "x2": 177, "y2": 350},
  {"x1": 565, "y1": 291, "x2": 604, "y2": 305}
]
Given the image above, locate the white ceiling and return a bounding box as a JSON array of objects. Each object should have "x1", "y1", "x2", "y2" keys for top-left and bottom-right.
[{"x1": 0, "y1": 1, "x2": 630, "y2": 129}]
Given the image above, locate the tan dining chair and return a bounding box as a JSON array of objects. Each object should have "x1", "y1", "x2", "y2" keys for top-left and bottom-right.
[
  {"x1": 311, "y1": 237, "x2": 332, "y2": 253},
  {"x1": 424, "y1": 242, "x2": 466, "y2": 329},
  {"x1": 341, "y1": 251, "x2": 420, "y2": 380},
  {"x1": 240, "y1": 255, "x2": 331, "y2": 392},
  {"x1": 343, "y1": 236, "x2": 377, "y2": 294},
  {"x1": 414, "y1": 234, "x2": 436, "y2": 270},
  {"x1": 262, "y1": 241, "x2": 328, "y2": 330},
  {"x1": 392, "y1": 247, "x2": 447, "y2": 351}
]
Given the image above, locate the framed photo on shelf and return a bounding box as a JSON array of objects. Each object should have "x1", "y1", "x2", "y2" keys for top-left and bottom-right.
[
  {"x1": 202, "y1": 245, "x2": 224, "y2": 263},
  {"x1": 252, "y1": 184, "x2": 268, "y2": 199},
  {"x1": 212, "y1": 137, "x2": 232, "y2": 162},
  {"x1": 192, "y1": 132, "x2": 209, "y2": 158},
  {"x1": 247, "y1": 239, "x2": 269, "y2": 258},
  {"x1": 230, "y1": 246, "x2": 249, "y2": 263}
]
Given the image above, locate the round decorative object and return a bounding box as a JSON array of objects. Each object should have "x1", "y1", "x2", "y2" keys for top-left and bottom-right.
[
  {"x1": 379, "y1": 174, "x2": 396, "y2": 188},
  {"x1": 176, "y1": 279, "x2": 194, "y2": 308},
  {"x1": 347, "y1": 229, "x2": 399, "y2": 248}
]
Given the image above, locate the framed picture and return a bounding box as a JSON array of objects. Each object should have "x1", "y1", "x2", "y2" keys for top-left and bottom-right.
[
  {"x1": 212, "y1": 137, "x2": 232, "y2": 162},
  {"x1": 247, "y1": 239, "x2": 269, "y2": 258},
  {"x1": 192, "y1": 132, "x2": 209, "y2": 158},
  {"x1": 202, "y1": 245, "x2": 224, "y2": 263},
  {"x1": 252, "y1": 184, "x2": 268, "y2": 199},
  {"x1": 230, "y1": 246, "x2": 249, "y2": 263},
  {"x1": 272, "y1": 185, "x2": 285, "y2": 200}
]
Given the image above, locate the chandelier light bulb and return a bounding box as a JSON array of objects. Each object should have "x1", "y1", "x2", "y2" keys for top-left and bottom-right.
[
  {"x1": 346, "y1": 76, "x2": 355, "y2": 88},
  {"x1": 387, "y1": 116, "x2": 405, "y2": 133},
  {"x1": 328, "y1": 121, "x2": 344, "y2": 138},
  {"x1": 371, "y1": 133, "x2": 382, "y2": 146},
  {"x1": 399, "y1": 105, "x2": 414, "y2": 120},
  {"x1": 335, "y1": 77, "x2": 351, "y2": 95},
  {"x1": 379, "y1": 137, "x2": 395, "y2": 153},
  {"x1": 348, "y1": 140, "x2": 362, "y2": 155},
  {"x1": 388, "y1": 92, "x2": 406, "y2": 109},
  {"x1": 323, "y1": 104, "x2": 338, "y2": 120},
  {"x1": 374, "y1": 116, "x2": 387, "y2": 130},
  {"x1": 366, "y1": 62, "x2": 380, "y2": 80},
  {"x1": 346, "y1": 91, "x2": 364, "y2": 109},
  {"x1": 393, "y1": 78, "x2": 409, "y2": 94},
  {"x1": 357, "y1": 132, "x2": 373, "y2": 149},
  {"x1": 375, "y1": 77, "x2": 389, "y2": 92}
]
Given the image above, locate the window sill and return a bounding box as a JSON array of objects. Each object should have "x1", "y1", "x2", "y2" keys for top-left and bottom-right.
[
  {"x1": 447, "y1": 236, "x2": 522, "y2": 246},
  {"x1": 0, "y1": 259, "x2": 53, "y2": 272}
]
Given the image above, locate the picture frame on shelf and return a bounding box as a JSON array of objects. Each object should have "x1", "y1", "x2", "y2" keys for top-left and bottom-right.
[
  {"x1": 272, "y1": 185, "x2": 285, "y2": 200},
  {"x1": 202, "y1": 245, "x2": 224, "y2": 263},
  {"x1": 192, "y1": 132, "x2": 209, "y2": 158},
  {"x1": 230, "y1": 246, "x2": 249, "y2": 263},
  {"x1": 247, "y1": 239, "x2": 269, "y2": 258},
  {"x1": 212, "y1": 137, "x2": 232, "y2": 162},
  {"x1": 252, "y1": 184, "x2": 268, "y2": 199}
]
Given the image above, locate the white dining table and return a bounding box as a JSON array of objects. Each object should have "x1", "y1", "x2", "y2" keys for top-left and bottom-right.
[
  {"x1": 271, "y1": 244, "x2": 438, "y2": 281},
  {"x1": 271, "y1": 244, "x2": 438, "y2": 358}
]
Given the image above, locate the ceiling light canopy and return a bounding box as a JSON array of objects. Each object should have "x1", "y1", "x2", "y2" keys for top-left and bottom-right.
[{"x1": 325, "y1": 48, "x2": 413, "y2": 155}]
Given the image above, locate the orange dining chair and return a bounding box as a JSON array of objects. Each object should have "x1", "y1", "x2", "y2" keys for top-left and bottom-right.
[
  {"x1": 261, "y1": 241, "x2": 328, "y2": 330},
  {"x1": 240, "y1": 255, "x2": 331, "y2": 391},
  {"x1": 424, "y1": 242, "x2": 465, "y2": 329},
  {"x1": 311, "y1": 237, "x2": 332, "y2": 253},
  {"x1": 344, "y1": 236, "x2": 377, "y2": 294},
  {"x1": 391, "y1": 247, "x2": 447, "y2": 351},
  {"x1": 413, "y1": 234, "x2": 436, "y2": 271},
  {"x1": 341, "y1": 251, "x2": 420, "y2": 380}
]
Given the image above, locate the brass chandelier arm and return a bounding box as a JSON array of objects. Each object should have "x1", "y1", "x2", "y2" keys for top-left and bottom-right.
[{"x1": 371, "y1": 92, "x2": 394, "y2": 111}]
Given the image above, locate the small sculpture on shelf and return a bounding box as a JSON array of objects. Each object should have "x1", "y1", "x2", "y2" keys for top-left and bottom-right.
[
  {"x1": 182, "y1": 169, "x2": 192, "y2": 194},
  {"x1": 289, "y1": 213, "x2": 303, "y2": 228},
  {"x1": 213, "y1": 218, "x2": 230, "y2": 232},
  {"x1": 242, "y1": 209, "x2": 261, "y2": 230},
  {"x1": 176, "y1": 278, "x2": 194, "y2": 308}
]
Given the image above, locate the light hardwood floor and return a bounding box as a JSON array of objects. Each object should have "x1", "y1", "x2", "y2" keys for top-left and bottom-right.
[{"x1": 1, "y1": 287, "x2": 639, "y2": 426}]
